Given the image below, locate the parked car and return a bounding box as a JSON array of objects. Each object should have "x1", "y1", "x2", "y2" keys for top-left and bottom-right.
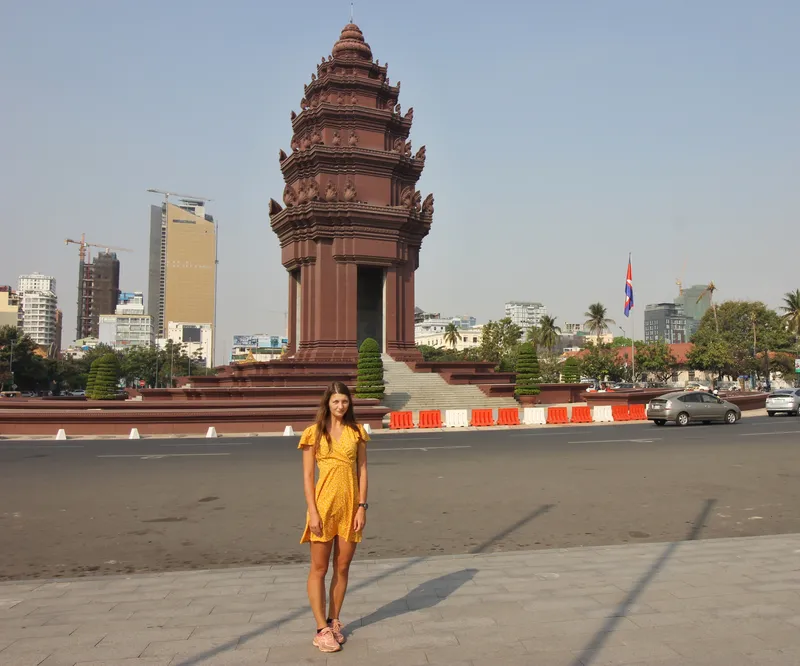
[
  {"x1": 765, "y1": 389, "x2": 800, "y2": 417},
  {"x1": 684, "y1": 382, "x2": 711, "y2": 392},
  {"x1": 646, "y1": 391, "x2": 741, "y2": 426}
]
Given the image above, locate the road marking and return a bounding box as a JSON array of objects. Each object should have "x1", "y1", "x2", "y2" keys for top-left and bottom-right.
[
  {"x1": 0, "y1": 445, "x2": 85, "y2": 450},
  {"x1": 97, "y1": 453, "x2": 232, "y2": 459},
  {"x1": 739, "y1": 430, "x2": 800, "y2": 437},
  {"x1": 370, "y1": 445, "x2": 472, "y2": 452},
  {"x1": 159, "y1": 442, "x2": 251, "y2": 447},
  {"x1": 567, "y1": 438, "x2": 662, "y2": 444}
]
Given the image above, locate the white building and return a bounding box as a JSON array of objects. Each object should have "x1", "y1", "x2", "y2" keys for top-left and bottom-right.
[
  {"x1": 17, "y1": 273, "x2": 58, "y2": 350},
  {"x1": 416, "y1": 326, "x2": 483, "y2": 351},
  {"x1": 231, "y1": 334, "x2": 288, "y2": 363},
  {"x1": 505, "y1": 301, "x2": 547, "y2": 330},
  {"x1": 97, "y1": 292, "x2": 154, "y2": 352},
  {"x1": 161, "y1": 322, "x2": 213, "y2": 367}
]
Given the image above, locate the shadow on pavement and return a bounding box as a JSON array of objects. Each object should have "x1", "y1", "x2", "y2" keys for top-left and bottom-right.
[
  {"x1": 352, "y1": 568, "x2": 478, "y2": 633},
  {"x1": 571, "y1": 498, "x2": 717, "y2": 666},
  {"x1": 173, "y1": 503, "x2": 556, "y2": 665}
]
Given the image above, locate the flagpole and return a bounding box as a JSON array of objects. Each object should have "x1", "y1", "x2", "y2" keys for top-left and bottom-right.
[{"x1": 630, "y1": 253, "x2": 635, "y2": 384}]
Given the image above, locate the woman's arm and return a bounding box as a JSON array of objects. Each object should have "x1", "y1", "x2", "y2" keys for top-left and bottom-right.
[
  {"x1": 302, "y1": 446, "x2": 322, "y2": 536},
  {"x1": 353, "y1": 439, "x2": 368, "y2": 532}
]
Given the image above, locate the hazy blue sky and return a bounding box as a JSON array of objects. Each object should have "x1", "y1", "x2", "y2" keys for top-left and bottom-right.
[{"x1": 2, "y1": 1, "x2": 798, "y2": 361}]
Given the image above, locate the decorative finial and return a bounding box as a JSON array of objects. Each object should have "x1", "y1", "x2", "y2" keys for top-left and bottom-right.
[{"x1": 350, "y1": 1, "x2": 354, "y2": 22}]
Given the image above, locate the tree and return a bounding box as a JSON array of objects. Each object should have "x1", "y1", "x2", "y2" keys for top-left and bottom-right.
[
  {"x1": 580, "y1": 343, "x2": 627, "y2": 383},
  {"x1": 611, "y1": 337, "x2": 634, "y2": 349},
  {"x1": 697, "y1": 281, "x2": 718, "y2": 333},
  {"x1": 561, "y1": 356, "x2": 580, "y2": 383},
  {"x1": 686, "y1": 339, "x2": 731, "y2": 383},
  {"x1": 354, "y1": 338, "x2": 384, "y2": 400},
  {"x1": 443, "y1": 322, "x2": 462, "y2": 350},
  {"x1": 538, "y1": 350, "x2": 562, "y2": 383},
  {"x1": 525, "y1": 326, "x2": 541, "y2": 347},
  {"x1": 636, "y1": 340, "x2": 677, "y2": 383},
  {"x1": 416, "y1": 345, "x2": 462, "y2": 362},
  {"x1": 780, "y1": 289, "x2": 800, "y2": 341},
  {"x1": 690, "y1": 300, "x2": 792, "y2": 380},
  {"x1": 0, "y1": 325, "x2": 50, "y2": 392},
  {"x1": 537, "y1": 315, "x2": 562, "y2": 351},
  {"x1": 86, "y1": 354, "x2": 120, "y2": 400},
  {"x1": 584, "y1": 303, "x2": 616, "y2": 340},
  {"x1": 478, "y1": 318, "x2": 523, "y2": 366},
  {"x1": 514, "y1": 343, "x2": 540, "y2": 396}
]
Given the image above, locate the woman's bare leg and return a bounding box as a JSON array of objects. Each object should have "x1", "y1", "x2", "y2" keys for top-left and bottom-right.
[
  {"x1": 308, "y1": 541, "x2": 334, "y2": 629},
  {"x1": 328, "y1": 536, "x2": 357, "y2": 620}
]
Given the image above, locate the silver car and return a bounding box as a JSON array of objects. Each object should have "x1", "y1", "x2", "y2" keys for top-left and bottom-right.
[
  {"x1": 765, "y1": 389, "x2": 800, "y2": 417},
  {"x1": 646, "y1": 391, "x2": 741, "y2": 427}
]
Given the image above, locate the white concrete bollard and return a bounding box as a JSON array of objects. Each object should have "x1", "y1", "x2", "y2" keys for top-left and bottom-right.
[
  {"x1": 522, "y1": 407, "x2": 547, "y2": 425},
  {"x1": 283, "y1": 425, "x2": 295, "y2": 436},
  {"x1": 129, "y1": 428, "x2": 141, "y2": 440},
  {"x1": 444, "y1": 409, "x2": 469, "y2": 428},
  {"x1": 363, "y1": 423, "x2": 372, "y2": 435},
  {"x1": 206, "y1": 426, "x2": 219, "y2": 438},
  {"x1": 55, "y1": 429, "x2": 67, "y2": 441}
]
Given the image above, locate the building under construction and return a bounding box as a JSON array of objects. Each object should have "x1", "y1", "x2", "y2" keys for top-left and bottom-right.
[{"x1": 76, "y1": 252, "x2": 121, "y2": 340}]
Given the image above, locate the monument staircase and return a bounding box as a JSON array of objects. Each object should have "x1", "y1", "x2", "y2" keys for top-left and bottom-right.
[{"x1": 381, "y1": 355, "x2": 520, "y2": 413}]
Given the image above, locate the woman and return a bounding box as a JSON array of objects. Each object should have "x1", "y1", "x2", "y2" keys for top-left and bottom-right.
[{"x1": 298, "y1": 381, "x2": 369, "y2": 653}]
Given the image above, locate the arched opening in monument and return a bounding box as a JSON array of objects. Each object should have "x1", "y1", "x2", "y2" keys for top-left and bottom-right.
[{"x1": 357, "y1": 266, "x2": 384, "y2": 352}]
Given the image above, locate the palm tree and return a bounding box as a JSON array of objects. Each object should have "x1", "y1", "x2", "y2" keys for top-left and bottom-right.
[
  {"x1": 526, "y1": 326, "x2": 541, "y2": 346},
  {"x1": 442, "y1": 322, "x2": 462, "y2": 350},
  {"x1": 538, "y1": 315, "x2": 562, "y2": 350},
  {"x1": 780, "y1": 289, "x2": 800, "y2": 341},
  {"x1": 697, "y1": 281, "x2": 718, "y2": 334},
  {"x1": 584, "y1": 303, "x2": 616, "y2": 341}
]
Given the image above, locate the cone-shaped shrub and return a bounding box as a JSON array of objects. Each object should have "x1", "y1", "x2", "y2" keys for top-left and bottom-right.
[
  {"x1": 515, "y1": 342, "x2": 541, "y2": 396},
  {"x1": 355, "y1": 338, "x2": 384, "y2": 400},
  {"x1": 87, "y1": 353, "x2": 120, "y2": 400},
  {"x1": 561, "y1": 356, "x2": 580, "y2": 383}
]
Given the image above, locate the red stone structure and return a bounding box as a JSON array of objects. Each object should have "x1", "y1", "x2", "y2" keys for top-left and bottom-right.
[{"x1": 269, "y1": 24, "x2": 433, "y2": 362}]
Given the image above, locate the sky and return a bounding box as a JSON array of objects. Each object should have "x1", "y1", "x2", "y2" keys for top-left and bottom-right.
[{"x1": 1, "y1": 0, "x2": 799, "y2": 362}]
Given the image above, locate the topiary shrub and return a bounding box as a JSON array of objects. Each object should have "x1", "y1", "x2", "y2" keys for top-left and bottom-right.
[
  {"x1": 87, "y1": 353, "x2": 120, "y2": 400},
  {"x1": 355, "y1": 338, "x2": 384, "y2": 400},
  {"x1": 561, "y1": 356, "x2": 580, "y2": 383},
  {"x1": 515, "y1": 342, "x2": 541, "y2": 396}
]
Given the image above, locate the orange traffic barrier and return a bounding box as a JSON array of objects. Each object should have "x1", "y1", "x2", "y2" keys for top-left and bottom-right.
[
  {"x1": 629, "y1": 404, "x2": 647, "y2": 421},
  {"x1": 389, "y1": 411, "x2": 414, "y2": 429},
  {"x1": 570, "y1": 406, "x2": 592, "y2": 423},
  {"x1": 497, "y1": 407, "x2": 520, "y2": 426},
  {"x1": 611, "y1": 405, "x2": 631, "y2": 422},
  {"x1": 418, "y1": 409, "x2": 443, "y2": 429},
  {"x1": 546, "y1": 406, "x2": 569, "y2": 424},
  {"x1": 470, "y1": 408, "x2": 494, "y2": 427}
]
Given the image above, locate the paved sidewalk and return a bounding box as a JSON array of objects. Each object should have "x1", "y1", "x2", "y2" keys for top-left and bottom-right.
[{"x1": 1, "y1": 534, "x2": 799, "y2": 665}]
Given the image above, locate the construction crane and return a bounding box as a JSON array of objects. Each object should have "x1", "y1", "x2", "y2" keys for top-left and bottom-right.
[
  {"x1": 146, "y1": 188, "x2": 213, "y2": 207},
  {"x1": 675, "y1": 257, "x2": 687, "y2": 296},
  {"x1": 65, "y1": 234, "x2": 133, "y2": 264}
]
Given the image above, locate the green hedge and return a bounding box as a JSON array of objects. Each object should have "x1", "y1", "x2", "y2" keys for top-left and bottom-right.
[
  {"x1": 515, "y1": 342, "x2": 541, "y2": 396},
  {"x1": 355, "y1": 338, "x2": 384, "y2": 400},
  {"x1": 561, "y1": 356, "x2": 580, "y2": 383},
  {"x1": 87, "y1": 354, "x2": 120, "y2": 400}
]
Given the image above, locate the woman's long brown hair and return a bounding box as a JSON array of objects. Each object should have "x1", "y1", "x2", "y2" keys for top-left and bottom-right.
[{"x1": 313, "y1": 381, "x2": 363, "y2": 453}]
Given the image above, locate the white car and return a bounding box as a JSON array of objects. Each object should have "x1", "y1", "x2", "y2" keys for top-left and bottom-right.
[{"x1": 765, "y1": 389, "x2": 800, "y2": 417}]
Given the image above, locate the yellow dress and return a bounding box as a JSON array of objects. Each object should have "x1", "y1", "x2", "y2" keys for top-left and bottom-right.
[{"x1": 298, "y1": 423, "x2": 369, "y2": 544}]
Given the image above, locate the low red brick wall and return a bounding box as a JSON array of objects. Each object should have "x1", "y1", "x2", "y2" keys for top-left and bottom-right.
[
  {"x1": 517, "y1": 384, "x2": 592, "y2": 405},
  {"x1": 584, "y1": 390, "x2": 767, "y2": 412},
  {"x1": 408, "y1": 361, "x2": 497, "y2": 374},
  {"x1": 0, "y1": 403, "x2": 389, "y2": 436}
]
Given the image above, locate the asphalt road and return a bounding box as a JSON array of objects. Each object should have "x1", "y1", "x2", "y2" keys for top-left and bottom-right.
[{"x1": 1, "y1": 416, "x2": 799, "y2": 581}]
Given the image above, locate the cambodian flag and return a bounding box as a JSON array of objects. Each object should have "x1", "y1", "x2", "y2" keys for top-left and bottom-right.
[{"x1": 624, "y1": 256, "x2": 634, "y2": 317}]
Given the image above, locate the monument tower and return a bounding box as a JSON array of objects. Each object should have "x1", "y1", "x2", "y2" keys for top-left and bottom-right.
[{"x1": 269, "y1": 23, "x2": 433, "y2": 362}]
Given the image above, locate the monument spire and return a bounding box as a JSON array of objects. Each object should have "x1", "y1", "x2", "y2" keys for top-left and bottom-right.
[{"x1": 350, "y1": 1, "x2": 354, "y2": 23}]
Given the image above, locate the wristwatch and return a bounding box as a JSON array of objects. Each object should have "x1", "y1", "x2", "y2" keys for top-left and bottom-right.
[{"x1": 358, "y1": 503, "x2": 369, "y2": 510}]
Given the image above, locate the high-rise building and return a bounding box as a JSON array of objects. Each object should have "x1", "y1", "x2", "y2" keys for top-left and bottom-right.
[
  {"x1": 98, "y1": 291, "x2": 153, "y2": 351},
  {"x1": 148, "y1": 199, "x2": 216, "y2": 340},
  {"x1": 17, "y1": 273, "x2": 58, "y2": 353},
  {"x1": 644, "y1": 303, "x2": 687, "y2": 344},
  {"x1": 674, "y1": 285, "x2": 712, "y2": 338},
  {"x1": 0, "y1": 286, "x2": 21, "y2": 329},
  {"x1": 77, "y1": 252, "x2": 121, "y2": 339},
  {"x1": 504, "y1": 301, "x2": 547, "y2": 330}
]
